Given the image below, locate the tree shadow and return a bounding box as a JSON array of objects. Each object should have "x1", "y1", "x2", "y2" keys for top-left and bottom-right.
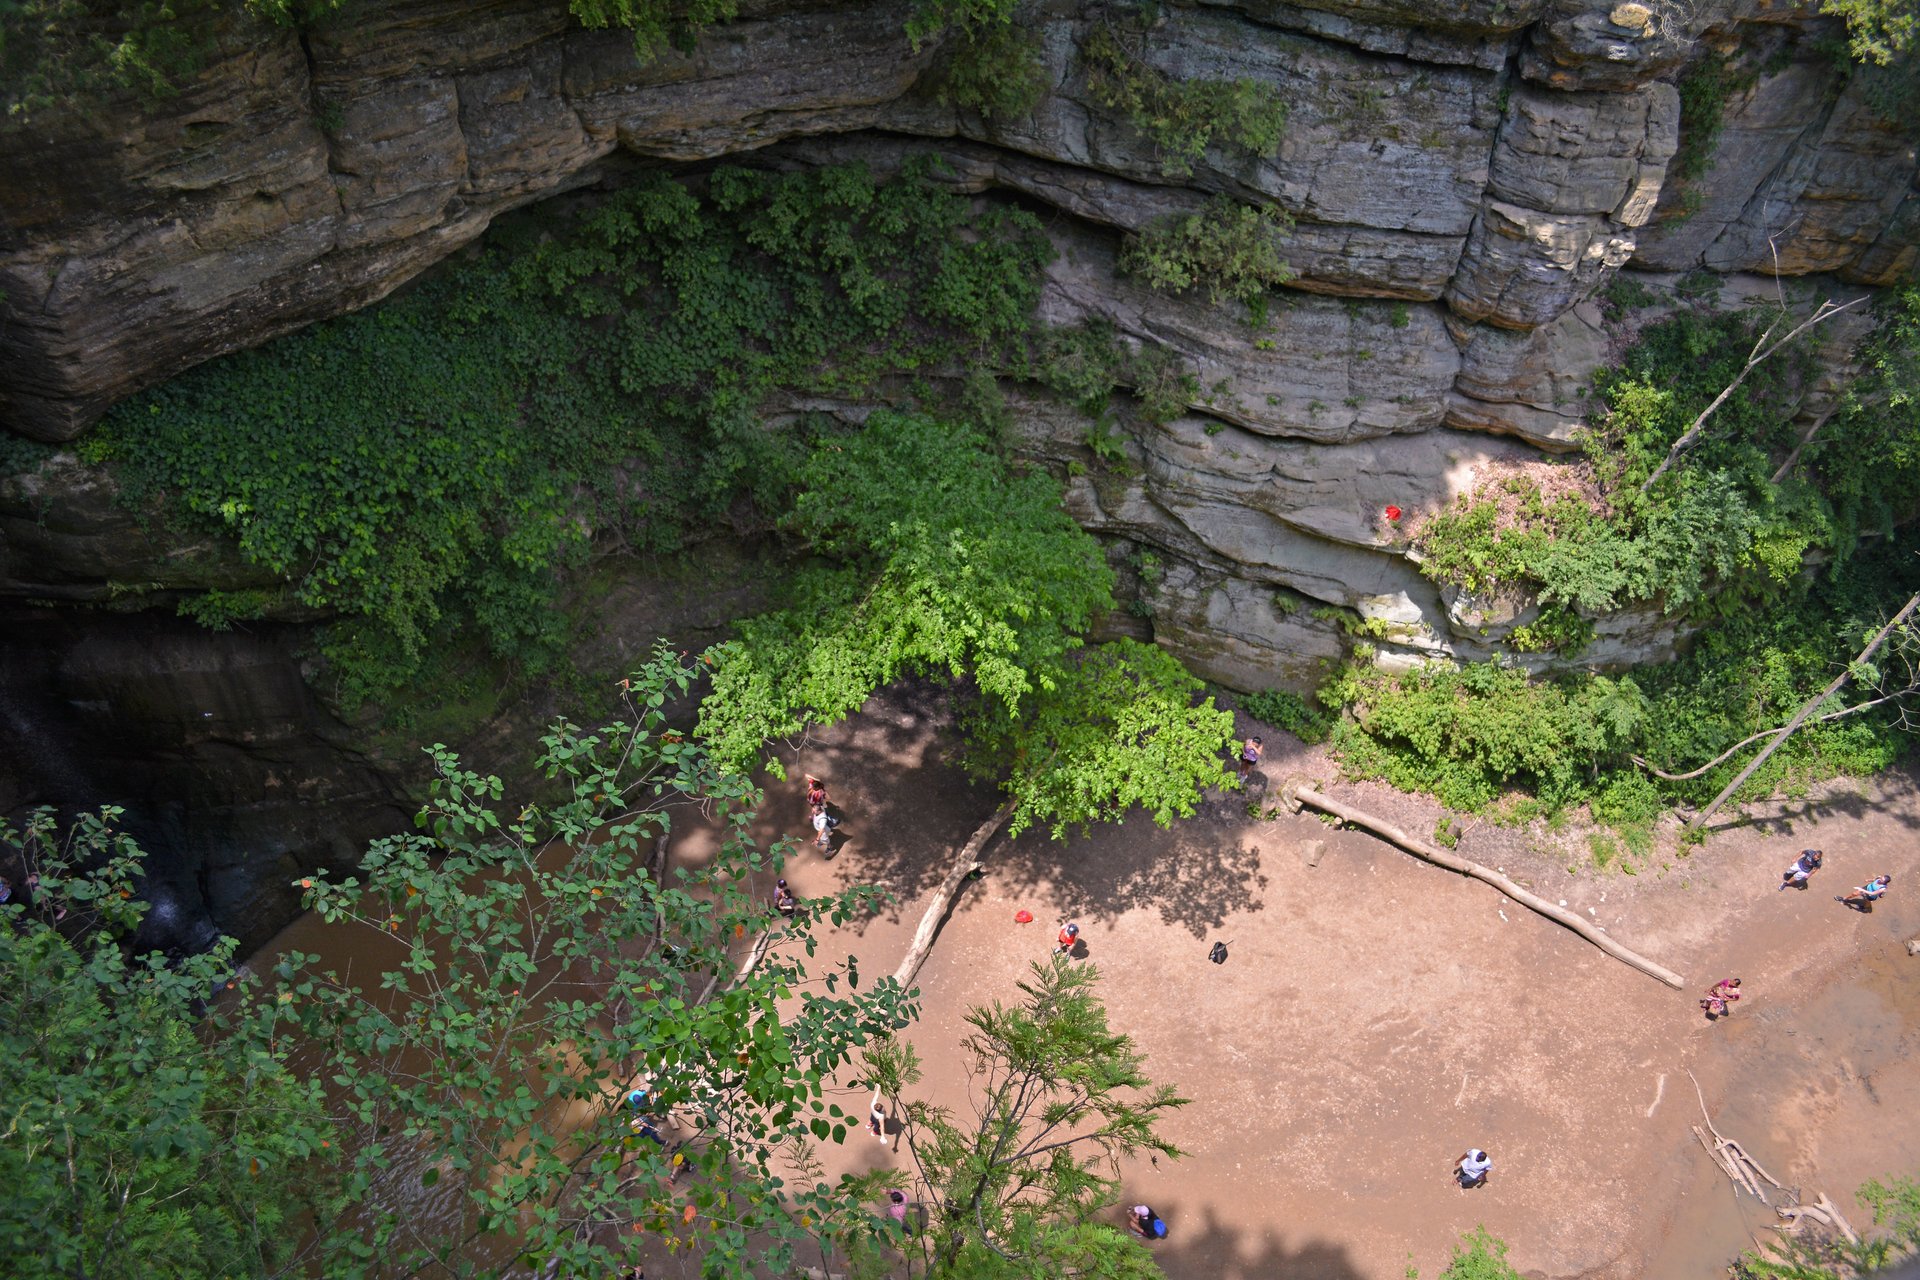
[
  {"x1": 1133, "y1": 1201, "x2": 1372, "y2": 1280},
  {"x1": 1698, "y1": 764, "x2": 1920, "y2": 837}
]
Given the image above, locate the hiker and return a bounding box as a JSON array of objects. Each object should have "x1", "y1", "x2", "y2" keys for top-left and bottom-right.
[
  {"x1": 883, "y1": 1189, "x2": 910, "y2": 1228},
  {"x1": 773, "y1": 878, "x2": 797, "y2": 917},
  {"x1": 1128, "y1": 1204, "x2": 1167, "y2": 1240},
  {"x1": 805, "y1": 774, "x2": 828, "y2": 814},
  {"x1": 1456, "y1": 1148, "x2": 1491, "y2": 1189},
  {"x1": 812, "y1": 807, "x2": 839, "y2": 851},
  {"x1": 1700, "y1": 977, "x2": 1742, "y2": 1018},
  {"x1": 1056, "y1": 922, "x2": 1080, "y2": 955},
  {"x1": 1839, "y1": 874, "x2": 1892, "y2": 910},
  {"x1": 868, "y1": 1087, "x2": 888, "y2": 1145},
  {"x1": 1238, "y1": 735, "x2": 1264, "y2": 779},
  {"x1": 1779, "y1": 849, "x2": 1823, "y2": 891}
]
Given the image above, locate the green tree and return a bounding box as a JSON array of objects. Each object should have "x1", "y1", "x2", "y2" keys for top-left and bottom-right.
[
  {"x1": 282, "y1": 647, "x2": 917, "y2": 1278},
  {"x1": 0, "y1": 808, "x2": 334, "y2": 1279},
  {"x1": 697, "y1": 409, "x2": 1115, "y2": 773},
  {"x1": 1736, "y1": 1175, "x2": 1920, "y2": 1278},
  {"x1": 891, "y1": 959, "x2": 1183, "y2": 1279},
  {"x1": 1408, "y1": 1227, "x2": 1524, "y2": 1279}
]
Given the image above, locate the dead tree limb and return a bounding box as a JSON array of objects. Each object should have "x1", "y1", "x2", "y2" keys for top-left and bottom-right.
[
  {"x1": 1770, "y1": 406, "x2": 1838, "y2": 485},
  {"x1": 1639, "y1": 297, "x2": 1863, "y2": 495},
  {"x1": 1688, "y1": 592, "x2": 1920, "y2": 832},
  {"x1": 1634, "y1": 690, "x2": 1909, "y2": 781},
  {"x1": 892, "y1": 800, "x2": 1018, "y2": 990},
  {"x1": 1282, "y1": 781, "x2": 1684, "y2": 989}
]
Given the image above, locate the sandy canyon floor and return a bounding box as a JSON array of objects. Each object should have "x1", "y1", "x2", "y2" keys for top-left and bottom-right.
[{"x1": 750, "y1": 689, "x2": 1920, "y2": 1280}]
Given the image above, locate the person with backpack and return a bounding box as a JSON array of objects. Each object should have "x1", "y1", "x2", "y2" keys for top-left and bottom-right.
[
  {"x1": 812, "y1": 807, "x2": 839, "y2": 851},
  {"x1": 1128, "y1": 1205, "x2": 1167, "y2": 1240}
]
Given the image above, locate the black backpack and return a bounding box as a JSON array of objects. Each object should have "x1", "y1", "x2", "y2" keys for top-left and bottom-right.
[{"x1": 1208, "y1": 941, "x2": 1229, "y2": 964}]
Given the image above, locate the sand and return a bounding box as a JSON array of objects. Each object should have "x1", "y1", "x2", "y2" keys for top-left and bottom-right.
[{"x1": 763, "y1": 688, "x2": 1920, "y2": 1280}]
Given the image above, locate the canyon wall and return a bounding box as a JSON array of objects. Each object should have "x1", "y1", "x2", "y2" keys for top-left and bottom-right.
[{"x1": 1, "y1": 0, "x2": 1915, "y2": 940}]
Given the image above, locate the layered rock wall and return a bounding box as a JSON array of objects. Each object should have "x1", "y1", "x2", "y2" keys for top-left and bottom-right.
[{"x1": 0, "y1": 0, "x2": 1911, "y2": 690}]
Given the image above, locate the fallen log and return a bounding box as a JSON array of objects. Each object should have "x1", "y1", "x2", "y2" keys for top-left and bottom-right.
[
  {"x1": 892, "y1": 800, "x2": 1018, "y2": 990},
  {"x1": 1282, "y1": 781, "x2": 1684, "y2": 990}
]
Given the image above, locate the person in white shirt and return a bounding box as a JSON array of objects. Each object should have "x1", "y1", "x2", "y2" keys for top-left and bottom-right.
[{"x1": 1456, "y1": 1148, "x2": 1492, "y2": 1188}]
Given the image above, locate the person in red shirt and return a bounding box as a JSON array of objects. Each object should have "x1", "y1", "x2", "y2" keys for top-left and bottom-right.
[{"x1": 1056, "y1": 922, "x2": 1080, "y2": 955}]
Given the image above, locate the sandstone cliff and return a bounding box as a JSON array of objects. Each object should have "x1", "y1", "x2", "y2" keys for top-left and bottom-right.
[{"x1": 2, "y1": 0, "x2": 1914, "y2": 947}]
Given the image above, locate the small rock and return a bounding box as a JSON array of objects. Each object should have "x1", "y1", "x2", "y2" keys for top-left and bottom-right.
[
  {"x1": 1907, "y1": 938, "x2": 1920, "y2": 957},
  {"x1": 1559, "y1": 899, "x2": 1568, "y2": 907},
  {"x1": 1609, "y1": 3, "x2": 1652, "y2": 29},
  {"x1": 1298, "y1": 838, "x2": 1326, "y2": 869},
  {"x1": 1589, "y1": 907, "x2": 1598, "y2": 917}
]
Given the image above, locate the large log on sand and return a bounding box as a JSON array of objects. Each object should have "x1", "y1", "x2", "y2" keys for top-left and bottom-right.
[
  {"x1": 1283, "y1": 780, "x2": 1685, "y2": 990},
  {"x1": 892, "y1": 800, "x2": 1017, "y2": 990}
]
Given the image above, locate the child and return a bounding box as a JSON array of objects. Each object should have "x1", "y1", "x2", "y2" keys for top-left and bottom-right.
[
  {"x1": 1238, "y1": 736, "x2": 1263, "y2": 779},
  {"x1": 1056, "y1": 922, "x2": 1080, "y2": 955},
  {"x1": 773, "y1": 878, "x2": 797, "y2": 917},
  {"x1": 868, "y1": 1087, "x2": 888, "y2": 1145},
  {"x1": 1700, "y1": 977, "x2": 1742, "y2": 1018}
]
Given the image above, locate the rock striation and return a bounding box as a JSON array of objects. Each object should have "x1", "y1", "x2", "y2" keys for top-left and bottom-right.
[{"x1": 0, "y1": 0, "x2": 1911, "y2": 681}]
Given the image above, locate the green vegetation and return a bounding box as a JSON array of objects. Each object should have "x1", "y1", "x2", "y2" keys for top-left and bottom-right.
[
  {"x1": 284, "y1": 649, "x2": 913, "y2": 1279},
  {"x1": 1418, "y1": 1227, "x2": 1525, "y2": 1280},
  {"x1": 1119, "y1": 196, "x2": 1296, "y2": 309},
  {"x1": 911, "y1": 0, "x2": 1049, "y2": 120},
  {"x1": 1240, "y1": 686, "x2": 1335, "y2": 743},
  {"x1": 1343, "y1": 290, "x2": 1920, "y2": 825},
  {"x1": 92, "y1": 162, "x2": 1051, "y2": 702},
  {"x1": 1084, "y1": 20, "x2": 1288, "y2": 178},
  {"x1": 1, "y1": 0, "x2": 237, "y2": 117},
  {"x1": 1672, "y1": 51, "x2": 1758, "y2": 184},
  {"x1": 1024, "y1": 320, "x2": 1200, "y2": 426},
  {"x1": 1736, "y1": 1173, "x2": 1920, "y2": 1277},
  {"x1": 0, "y1": 808, "x2": 334, "y2": 1279},
  {"x1": 567, "y1": 0, "x2": 739, "y2": 62},
  {"x1": 1821, "y1": 0, "x2": 1920, "y2": 66},
  {"x1": 886, "y1": 959, "x2": 1182, "y2": 1277},
  {"x1": 697, "y1": 409, "x2": 1112, "y2": 771}
]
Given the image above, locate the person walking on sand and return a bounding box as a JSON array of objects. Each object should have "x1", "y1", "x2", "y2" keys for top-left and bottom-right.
[
  {"x1": 868, "y1": 1087, "x2": 888, "y2": 1145},
  {"x1": 1056, "y1": 922, "x2": 1080, "y2": 955},
  {"x1": 812, "y1": 807, "x2": 838, "y2": 851},
  {"x1": 1779, "y1": 849, "x2": 1824, "y2": 891},
  {"x1": 1839, "y1": 874, "x2": 1892, "y2": 910},
  {"x1": 1456, "y1": 1148, "x2": 1491, "y2": 1189},
  {"x1": 805, "y1": 774, "x2": 828, "y2": 814},
  {"x1": 1238, "y1": 735, "x2": 1264, "y2": 779},
  {"x1": 883, "y1": 1189, "x2": 910, "y2": 1230},
  {"x1": 1700, "y1": 977, "x2": 1742, "y2": 1018}
]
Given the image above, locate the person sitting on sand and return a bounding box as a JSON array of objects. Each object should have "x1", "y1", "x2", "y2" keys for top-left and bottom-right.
[
  {"x1": 1700, "y1": 977, "x2": 1742, "y2": 1018},
  {"x1": 1128, "y1": 1204, "x2": 1167, "y2": 1239},
  {"x1": 1056, "y1": 922, "x2": 1080, "y2": 955},
  {"x1": 773, "y1": 878, "x2": 797, "y2": 918}
]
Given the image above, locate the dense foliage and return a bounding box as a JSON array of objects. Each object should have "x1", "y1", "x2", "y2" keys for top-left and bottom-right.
[
  {"x1": 1084, "y1": 20, "x2": 1288, "y2": 178},
  {"x1": 92, "y1": 163, "x2": 1052, "y2": 701},
  {"x1": 697, "y1": 409, "x2": 1114, "y2": 772},
  {"x1": 1119, "y1": 196, "x2": 1296, "y2": 309},
  {"x1": 0, "y1": 809, "x2": 334, "y2": 1279},
  {"x1": 284, "y1": 648, "x2": 914, "y2": 1279},
  {"x1": 1345, "y1": 289, "x2": 1920, "y2": 829}
]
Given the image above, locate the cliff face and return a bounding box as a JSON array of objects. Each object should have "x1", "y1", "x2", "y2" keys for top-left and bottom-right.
[{"x1": 7, "y1": 0, "x2": 1903, "y2": 676}]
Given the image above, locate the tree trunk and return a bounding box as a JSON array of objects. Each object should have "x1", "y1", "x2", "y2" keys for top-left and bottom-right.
[
  {"x1": 893, "y1": 800, "x2": 1017, "y2": 990},
  {"x1": 1686, "y1": 592, "x2": 1920, "y2": 833},
  {"x1": 1639, "y1": 298, "x2": 1862, "y2": 495},
  {"x1": 1284, "y1": 782, "x2": 1685, "y2": 990},
  {"x1": 1768, "y1": 406, "x2": 1837, "y2": 485}
]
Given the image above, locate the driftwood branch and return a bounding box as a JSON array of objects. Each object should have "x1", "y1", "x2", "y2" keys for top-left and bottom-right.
[
  {"x1": 892, "y1": 800, "x2": 1018, "y2": 990},
  {"x1": 1770, "y1": 406, "x2": 1838, "y2": 484},
  {"x1": 1688, "y1": 592, "x2": 1920, "y2": 832},
  {"x1": 1640, "y1": 297, "x2": 1864, "y2": 494},
  {"x1": 1688, "y1": 1069, "x2": 1786, "y2": 1205},
  {"x1": 1282, "y1": 781, "x2": 1683, "y2": 989}
]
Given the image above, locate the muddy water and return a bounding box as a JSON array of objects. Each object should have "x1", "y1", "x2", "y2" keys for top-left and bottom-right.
[{"x1": 1639, "y1": 937, "x2": 1920, "y2": 1277}]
